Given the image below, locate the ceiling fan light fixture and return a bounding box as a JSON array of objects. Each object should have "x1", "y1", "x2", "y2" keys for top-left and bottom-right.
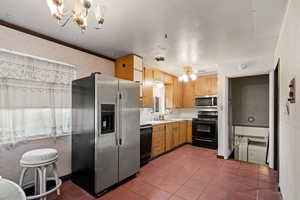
[
  {"x1": 190, "y1": 73, "x2": 197, "y2": 81},
  {"x1": 182, "y1": 74, "x2": 189, "y2": 82},
  {"x1": 178, "y1": 66, "x2": 198, "y2": 82}
]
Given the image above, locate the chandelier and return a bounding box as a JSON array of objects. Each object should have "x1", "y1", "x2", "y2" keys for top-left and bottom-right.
[
  {"x1": 178, "y1": 66, "x2": 197, "y2": 82},
  {"x1": 47, "y1": 0, "x2": 104, "y2": 32}
]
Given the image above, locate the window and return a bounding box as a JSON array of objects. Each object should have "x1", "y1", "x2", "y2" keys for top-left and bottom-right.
[{"x1": 0, "y1": 49, "x2": 76, "y2": 145}]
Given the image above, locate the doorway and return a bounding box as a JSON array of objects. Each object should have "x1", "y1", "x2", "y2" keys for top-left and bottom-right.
[
  {"x1": 274, "y1": 60, "x2": 280, "y2": 175},
  {"x1": 229, "y1": 75, "x2": 270, "y2": 165}
]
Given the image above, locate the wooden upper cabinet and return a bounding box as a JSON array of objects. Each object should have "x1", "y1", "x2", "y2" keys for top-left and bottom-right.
[
  {"x1": 207, "y1": 75, "x2": 218, "y2": 95},
  {"x1": 115, "y1": 54, "x2": 144, "y2": 98},
  {"x1": 153, "y1": 69, "x2": 165, "y2": 82},
  {"x1": 194, "y1": 76, "x2": 207, "y2": 96},
  {"x1": 163, "y1": 74, "x2": 173, "y2": 84},
  {"x1": 133, "y1": 55, "x2": 143, "y2": 71},
  {"x1": 153, "y1": 69, "x2": 173, "y2": 84},
  {"x1": 173, "y1": 78, "x2": 183, "y2": 108},
  {"x1": 165, "y1": 84, "x2": 174, "y2": 109},
  {"x1": 182, "y1": 81, "x2": 195, "y2": 108},
  {"x1": 115, "y1": 54, "x2": 143, "y2": 81},
  {"x1": 115, "y1": 55, "x2": 134, "y2": 81},
  {"x1": 143, "y1": 67, "x2": 154, "y2": 107},
  {"x1": 195, "y1": 74, "x2": 218, "y2": 96}
]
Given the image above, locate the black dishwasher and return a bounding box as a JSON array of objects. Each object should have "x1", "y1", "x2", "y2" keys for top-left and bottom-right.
[{"x1": 140, "y1": 124, "x2": 152, "y2": 166}]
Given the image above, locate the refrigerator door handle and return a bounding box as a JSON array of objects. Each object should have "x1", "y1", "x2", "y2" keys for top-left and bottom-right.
[
  {"x1": 115, "y1": 94, "x2": 119, "y2": 146},
  {"x1": 119, "y1": 91, "x2": 123, "y2": 146}
]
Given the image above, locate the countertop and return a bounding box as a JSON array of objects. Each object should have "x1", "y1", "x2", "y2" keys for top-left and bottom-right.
[{"x1": 140, "y1": 118, "x2": 192, "y2": 126}]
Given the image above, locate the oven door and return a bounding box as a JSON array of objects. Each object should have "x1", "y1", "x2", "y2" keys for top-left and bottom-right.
[{"x1": 192, "y1": 119, "x2": 217, "y2": 140}]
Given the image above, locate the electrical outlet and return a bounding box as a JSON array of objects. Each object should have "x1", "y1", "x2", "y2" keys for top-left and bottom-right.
[{"x1": 288, "y1": 78, "x2": 296, "y2": 103}]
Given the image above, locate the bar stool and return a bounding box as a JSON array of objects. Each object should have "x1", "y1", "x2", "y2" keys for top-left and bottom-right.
[
  {"x1": 19, "y1": 148, "x2": 62, "y2": 200},
  {"x1": 0, "y1": 176, "x2": 26, "y2": 200}
]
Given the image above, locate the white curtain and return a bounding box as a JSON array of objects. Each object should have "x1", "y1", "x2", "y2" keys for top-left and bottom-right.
[{"x1": 0, "y1": 49, "x2": 76, "y2": 145}]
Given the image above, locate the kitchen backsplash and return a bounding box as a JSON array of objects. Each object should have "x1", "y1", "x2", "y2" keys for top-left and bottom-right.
[
  {"x1": 140, "y1": 108, "x2": 198, "y2": 122},
  {"x1": 140, "y1": 108, "x2": 154, "y2": 122},
  {"x1": 168, "y1": 108, "x2": 198, "y2": 119}
]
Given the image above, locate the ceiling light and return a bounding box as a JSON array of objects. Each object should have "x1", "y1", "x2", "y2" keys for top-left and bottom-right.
[
  {"x1": 46, "y1": 0, "x2": 105, "y2": 32},
  {"x1": 178, "y1": 66, "x2": 198, "y2": 82},
  {"x1": 239, "y1": 64, "x2": 248, "y2": 70},
  {"x1": 155, "y1": 56, "x2": 165, "y2": 62}
]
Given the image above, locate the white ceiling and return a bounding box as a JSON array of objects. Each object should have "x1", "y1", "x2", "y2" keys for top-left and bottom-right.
[{"x1": 0, "y1": 0, "x2": 287, "y2": 76}]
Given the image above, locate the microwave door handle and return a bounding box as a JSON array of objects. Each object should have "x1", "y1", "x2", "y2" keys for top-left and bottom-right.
[{"x1": 212, "y1": 97, "x2": 215, "y2": 106}]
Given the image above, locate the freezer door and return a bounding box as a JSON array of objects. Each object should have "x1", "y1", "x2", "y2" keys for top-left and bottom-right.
[
  {"x1": 94, "y1": 74, "x2": 119, "y2": 194},
  {"x1": 118, "y1": 79, "x2": 140, "y2": 181}
]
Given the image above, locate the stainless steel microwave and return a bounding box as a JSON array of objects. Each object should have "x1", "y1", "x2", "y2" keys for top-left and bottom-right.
[{"x1": 195, "y1": 96, "x2": 217, "y2": 108}]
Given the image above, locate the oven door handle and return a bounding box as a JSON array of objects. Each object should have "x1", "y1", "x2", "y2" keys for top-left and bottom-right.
[{"x1": 193, "y1": 138, "x2": 214, "y2": 142}]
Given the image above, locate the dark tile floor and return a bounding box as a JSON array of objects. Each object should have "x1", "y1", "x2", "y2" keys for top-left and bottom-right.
[{"x1": 49, "y1": 145, "x2": 281, "y2": 200}]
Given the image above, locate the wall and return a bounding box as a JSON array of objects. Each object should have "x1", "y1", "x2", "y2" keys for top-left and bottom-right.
[
  {"x1": 273, "y1": 0, "x2": 300, "y2": 199},
  {"x1": 0, "y1": 25, "x2": 115, "y2": 183},
  {"x1": 231, "y1": 75, "x2": 269, "y2": 127}
]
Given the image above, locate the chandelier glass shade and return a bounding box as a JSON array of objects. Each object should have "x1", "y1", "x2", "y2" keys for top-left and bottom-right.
[
  {"x1": 46, "y1": 0, "x2": 104, "y2": 32},
  {"x1": 178, "y1": 66, "x2": 198, "y2": 82}
]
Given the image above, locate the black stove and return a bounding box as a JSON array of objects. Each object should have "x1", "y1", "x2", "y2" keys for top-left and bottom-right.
[{"x1": 192, "y1": 110, "x2": 218, "y2": 149}]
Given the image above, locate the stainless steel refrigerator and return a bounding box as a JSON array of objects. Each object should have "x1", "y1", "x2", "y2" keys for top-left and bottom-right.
[{"x1": 71, "y1": 73, "x2": 140, "y2": 195}]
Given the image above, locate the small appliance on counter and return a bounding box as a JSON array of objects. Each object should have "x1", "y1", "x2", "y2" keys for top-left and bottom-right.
[
  {"x1": 140, "y1": 124, "x2": 152, "y2": 166},
  {"x1": 72, "y1": 73, "x2": 140, "y2": 196},
  {"x1": 192, "y1": 110, "x2": 218, "y2": 149}
]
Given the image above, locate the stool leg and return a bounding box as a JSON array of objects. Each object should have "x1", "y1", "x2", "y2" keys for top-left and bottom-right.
[
  {"x1": 19, "y1": 167, "x2": 28, "y2": 187},
  {"x1": 37, "y1": 167, "x2": 45, "y2": 200},
  {"x1": 52, "y1": 163, "x2": 60, "y2": 195},
  {"x1": 42, "y1": 167, "x2": 47, "y2": 200},
  {"x1": 34, "y1": 168, "x2": 40, "y2": 195}
]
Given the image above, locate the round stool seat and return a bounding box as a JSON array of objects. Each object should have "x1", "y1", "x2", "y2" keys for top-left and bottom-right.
[
  {"x1": 0, "y1": 177, "x2": 26, "y2": 200},
  {"x1": 20, "y1": 148, "x2": 58, "y2": 166}
]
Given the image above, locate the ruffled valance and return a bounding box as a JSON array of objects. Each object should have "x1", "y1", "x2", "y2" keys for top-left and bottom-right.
[{"x1": 0, "y1": 49, "x2": 76, "y2": 85}]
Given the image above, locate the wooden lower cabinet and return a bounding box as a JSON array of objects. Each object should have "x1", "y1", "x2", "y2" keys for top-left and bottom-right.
[
  {"x1": 179, "y1": 121, "x2": 187, "y2": 144},
  {"x1": 187, "y1": 120, "x2": 192, "y2": 143},
  {"x1": 165, "y1": 122, "x2": 181, "y2": 151},
  {"x1": 151, "y1": 124, "x2": 165, "y2": 157},
  {"x1": 165, "y1": 123, "x2": 173, "y2": 151},
  {"x1": 152, "y1": 121, "x2": 191, "y2": 157},
  {"x1": 173, "y1": 122, "x2": 180, "y2": 147}
]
